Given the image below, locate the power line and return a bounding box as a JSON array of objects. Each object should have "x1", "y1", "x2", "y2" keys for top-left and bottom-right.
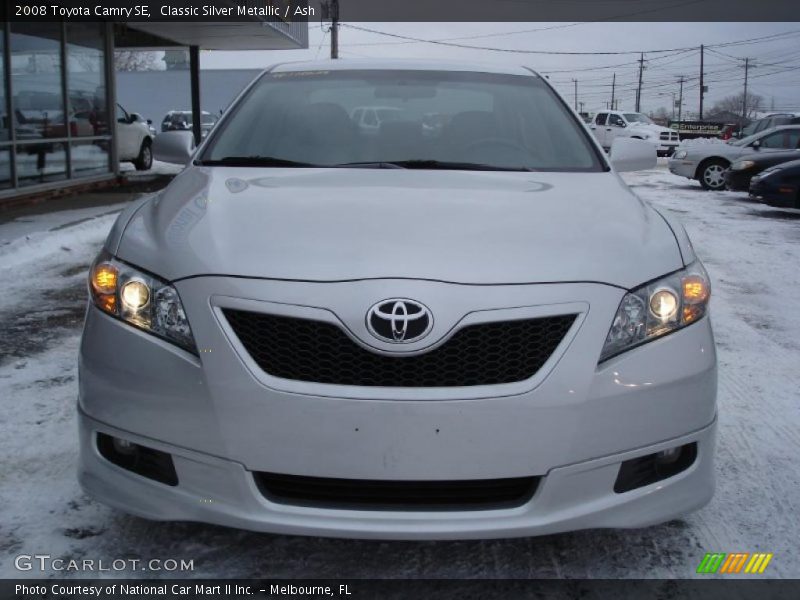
[{"x1": 340, "y1": 24, "x2": 800, "y2": 57}]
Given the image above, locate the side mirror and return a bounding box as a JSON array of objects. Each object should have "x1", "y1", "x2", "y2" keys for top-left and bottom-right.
[
  {"x1": 609, "y1": 137, "x2": 657, "y2": 172},
  {"x1": 750, "y1": 140, "x2": 761, "y2": 150},
  {"x1": 130, "y1": 112, "x2": 142, "y2": 121},
  {"x1": 153, "y1": 130, "x2": 195, "y2": 165},
  {"x1": 146, "y1": 119, "x2": 153, "y2": 125}
]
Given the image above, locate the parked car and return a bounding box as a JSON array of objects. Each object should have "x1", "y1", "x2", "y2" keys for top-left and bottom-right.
[
  {"x1": 669, "y1": 125, "x2": 800, "y2": 190},
  {"x1": 115, "y1": 104, "x2": 153, "y2": 170},
  {"x1": 590, "y1": 110, "x2": 680, "y2": 156},
  {"x1": 739, "y1": 113, "x2": 800, "y2": 138},
  {"x1": 131, "y1": 112, "x2": 157, "y2": 138},
  {"x1": 724, "y1": 149, "x2": 800, "y2": 191},
  {"x1": 750, "y1": 158, "x2": 800, "y2": 209},
  {"x1": 82, "y1": 60, "x2": 715, "y2": 539},
  {"x1": 161, "y1": 110, "x2": 217, "y2": 138}
]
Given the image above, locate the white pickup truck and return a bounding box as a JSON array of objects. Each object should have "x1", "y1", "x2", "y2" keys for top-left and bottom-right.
[{"x1": 589, "y1": 110, "x2": 680, "y2": 156}]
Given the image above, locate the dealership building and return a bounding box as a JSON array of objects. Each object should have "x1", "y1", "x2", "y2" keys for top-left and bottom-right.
[{"x1": 0, "y1": 17, "x2": 308, "y2": 202}]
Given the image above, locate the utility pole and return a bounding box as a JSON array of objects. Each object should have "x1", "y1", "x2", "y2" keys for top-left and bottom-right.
[
  {"x1": 321, "y1": 0, "x2": 339, "y2": 58},
  {"x1": 610, "y1": 73, "x2": 616, "y2": 111},
  {"x1": 635, "y1": 53, "x2": 645, "y2": 112},
  {"x1": 741, "y1": 57, "x2": 750, "y2": 130},
  {"x1": 677, "y1": 76, "x2": 684, "y2": 126},
  {"x1": 699, "y1": 44, "x2": 705, "y2": 120},
  {"x1": 330, "y1": 0, "x2": 339, "y2": 59},
  {"x1": 572, "y1": 79, "x2": 578, "y2": 111}
]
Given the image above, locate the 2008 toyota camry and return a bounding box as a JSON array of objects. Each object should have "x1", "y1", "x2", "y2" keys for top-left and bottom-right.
[{"x1": 78, "y1": 60, "x2": 716, "y2": 539}]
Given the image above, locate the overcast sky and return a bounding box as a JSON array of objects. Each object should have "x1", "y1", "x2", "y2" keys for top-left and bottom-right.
[{"x1": 199, "y1": 22, "x2": 800, "y2": 116}]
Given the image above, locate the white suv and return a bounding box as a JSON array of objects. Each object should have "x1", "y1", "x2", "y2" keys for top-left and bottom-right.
[
  {"x1": 115, "y1": 104, "x2": 153, "y2": 170},
  {"x1": 591, "y1": 110, "x2": 680, "y2": 156}
]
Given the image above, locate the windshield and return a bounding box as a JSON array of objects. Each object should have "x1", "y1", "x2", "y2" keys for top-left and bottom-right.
[
  {"x1": 731, "y1": 132, "x2": 763, "y2": 146},
  {"x1": 623, "y1": 113, "x2": 653, "y2": 124},
  {"x1": 201, "y1": 69, "x2": 603, "y2": 171}
]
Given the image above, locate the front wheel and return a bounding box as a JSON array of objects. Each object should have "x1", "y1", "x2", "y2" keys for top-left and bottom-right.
[
  {"x1": 133, "y1": 139, "x2": 152, "y2": 171},
  {"x1": 698, "y1": 158, "x2": 728, "y2": 191}
]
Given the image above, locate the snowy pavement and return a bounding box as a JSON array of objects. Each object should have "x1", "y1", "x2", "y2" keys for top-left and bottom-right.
[{"x1": 1, "y1": 162, "x2": 799, "y2": 579}]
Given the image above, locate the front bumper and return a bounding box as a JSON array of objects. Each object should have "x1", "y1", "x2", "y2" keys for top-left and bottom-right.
[
  {"x1": 78, "y1": 278, "x2": 717, "y2": 539},
  {"x1": 668, "y1": 158, "x2": 697, "y2": 178},
  {"x1": 656, "y1": 142, "x2": 680, "y2": 157},
  {"x1": 79, "y1": 410, "x2": 716, "y2": 540},
  {"x1": 724, "y1": 169, "x2": 754, "y2": 191},
  {"x1": 750, "y1": 176, "x2": 798, "y2": 208}
]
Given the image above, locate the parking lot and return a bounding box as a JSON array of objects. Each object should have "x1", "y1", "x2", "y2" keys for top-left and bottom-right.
[{"x1": 1, "y1": 160, "x2": 798, "y2": 579}]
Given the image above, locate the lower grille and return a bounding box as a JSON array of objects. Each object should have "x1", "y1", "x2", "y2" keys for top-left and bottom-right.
[
  {"x1": 223, "y1": 309, "x2": 576, "y2": 387},
  {"x1": 254, "y1": 472, "x2": 540, "y2": 511}
]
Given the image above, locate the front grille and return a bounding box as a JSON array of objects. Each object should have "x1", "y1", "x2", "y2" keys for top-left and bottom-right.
[
  {"x1": 223, "y1": 309, "x2": 576, "y2": 387},
  {"x1": 254, "y1": 472, "x2": 540, "y2": 511},
  {"x1": 660, "y1": 132, "x2": 679, "y2": 141}
]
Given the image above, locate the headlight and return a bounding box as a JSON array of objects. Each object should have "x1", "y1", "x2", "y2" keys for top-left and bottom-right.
[
  {"x1": 731, "y1": 160, "x2": 755, "y2": 171},
  {"x1": 599, "y1": 261, "x2": 710, "y2": 362},
  {"x1": 89, "y1": 250, "x2": 196, "y2": 353},
  {"x1": 673, "y1": 149, "x2": 688, "y2": 159}
]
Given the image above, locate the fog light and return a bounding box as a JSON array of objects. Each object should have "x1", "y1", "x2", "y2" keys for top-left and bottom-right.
[
  {"x1": 656, "y1": 447, "x2": 681, "y2": 464},
  {"x1": 112, "y1": 437, "x2": 137, "y2": 455},
  {"x1": 121, "y1": 279, "x2": 150, "y2": 310}
]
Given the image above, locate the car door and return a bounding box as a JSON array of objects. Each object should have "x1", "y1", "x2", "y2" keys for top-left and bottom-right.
[
  {"x1": 590, "y1": 112, "x2": 608, "y2": 147},
  {"x1": 115, "y1": 104, "x2": 140, "y2": 160},
  {"x1": 756, "y1": 129, "x2": 800, "y2": 154},
  {"x1": 605, "y1": 113, "x2": 628, "y2": 147}
]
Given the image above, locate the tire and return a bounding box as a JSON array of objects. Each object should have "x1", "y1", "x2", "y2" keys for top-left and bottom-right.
[
  {"x1": 133, "y1": 139, "x2": 153, "y2": 171},
  {"x1": 697, "y1": 158, "x2": 729, "y2": 191}
]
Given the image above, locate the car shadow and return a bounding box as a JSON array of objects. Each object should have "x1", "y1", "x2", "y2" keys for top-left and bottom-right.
[{"x1": 746, "y1": 209, "x2": 800, "y2": 220}]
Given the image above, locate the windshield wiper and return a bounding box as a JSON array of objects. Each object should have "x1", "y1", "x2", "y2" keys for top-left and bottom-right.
[
  {"x1": 195, "y1": 156, "x2": 321, "y2": 168},
  {"x1": 371, "y1": 160, "x2": 534, "y2": 172},
  {"x1": 334, "y1": 161, "x2": 408, "y2": 169}
]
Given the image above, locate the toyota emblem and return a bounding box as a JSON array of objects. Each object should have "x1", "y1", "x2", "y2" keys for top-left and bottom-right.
[{"x1": 366, "y1": 299, "x2": 433, "y2": 343}]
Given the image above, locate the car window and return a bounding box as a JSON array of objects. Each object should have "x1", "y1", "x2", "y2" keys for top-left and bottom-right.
[
  {"x1": 595, "y1": 113, "x2": 607, "y2": 126},
  {"x1": 608, "y1": 114, "x2": 625, "y2": 127},
  {"x1": 115, "y1": 104, "x2": 128, "y2": 123},
  {"x1": 759, "y1": 130, "x2": 800, "y2": 149},
  {"x1": 204, "y1": 69, "x2": 604, "y2": 172}
]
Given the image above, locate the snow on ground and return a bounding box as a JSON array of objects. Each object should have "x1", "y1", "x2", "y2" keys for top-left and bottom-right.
[{"x1": 0, "y1": 163, "x2": 799, "y2": 580}]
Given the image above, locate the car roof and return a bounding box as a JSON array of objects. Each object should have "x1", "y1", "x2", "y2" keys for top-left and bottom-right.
[{"x1": 269, "y1": 58, "x2": 538, "y2": 77}]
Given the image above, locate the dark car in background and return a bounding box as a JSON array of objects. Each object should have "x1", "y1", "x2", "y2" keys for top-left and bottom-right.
[
  {"x1": 750, "y1": 158, "x2": 800, "y2": 209},
  {"x1": 739, "y1": 113, "x2": 800, "y2": 138},
  {"x1": 725, "y1": 149, "x2": 800, "y2": 191}
]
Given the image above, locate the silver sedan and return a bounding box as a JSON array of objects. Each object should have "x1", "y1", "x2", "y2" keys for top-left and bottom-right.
[
  {"x1": 669, "y1": 125, "x2": 800, "y2": 190},
  {"x1": 78, "y1": 60, "x2": 716, "y2": 539}
]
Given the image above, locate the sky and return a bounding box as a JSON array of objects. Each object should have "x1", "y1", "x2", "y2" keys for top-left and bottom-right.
[{"x1": 199, "y1": 22, "x2": 800, "y2": 117}]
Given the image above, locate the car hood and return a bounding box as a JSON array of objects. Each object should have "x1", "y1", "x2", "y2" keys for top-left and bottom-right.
[
  {"x1": 115, "y1": 167, "x2": 684, "y2": 288},
  {"x1": 738, "y1": 149, "x2": 800, "y2": 166},
  {"x1": 629, "y1": 123, "x2": 671, "y2": 134}
]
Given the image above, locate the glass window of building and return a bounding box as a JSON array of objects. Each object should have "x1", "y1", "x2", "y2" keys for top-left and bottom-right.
[
  {"x1": 10, "y1": 22, "x2": 67, "y2": 186},
  {"x1": 67, "y1": 22, "x2": 109, "y2": 175}
]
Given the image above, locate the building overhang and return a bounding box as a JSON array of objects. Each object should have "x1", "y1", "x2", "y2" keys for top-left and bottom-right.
[{"x1": 119, "y1": 20, "x2": 308, "y2": 50}]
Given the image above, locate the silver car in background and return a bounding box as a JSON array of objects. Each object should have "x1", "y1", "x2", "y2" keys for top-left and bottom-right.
[
  {"x1": 79, "y1": 60, "x2": 716, "y2": 539},
  {"x1": 669, "y1": 125, "x2": 800, "y2": 190}
]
